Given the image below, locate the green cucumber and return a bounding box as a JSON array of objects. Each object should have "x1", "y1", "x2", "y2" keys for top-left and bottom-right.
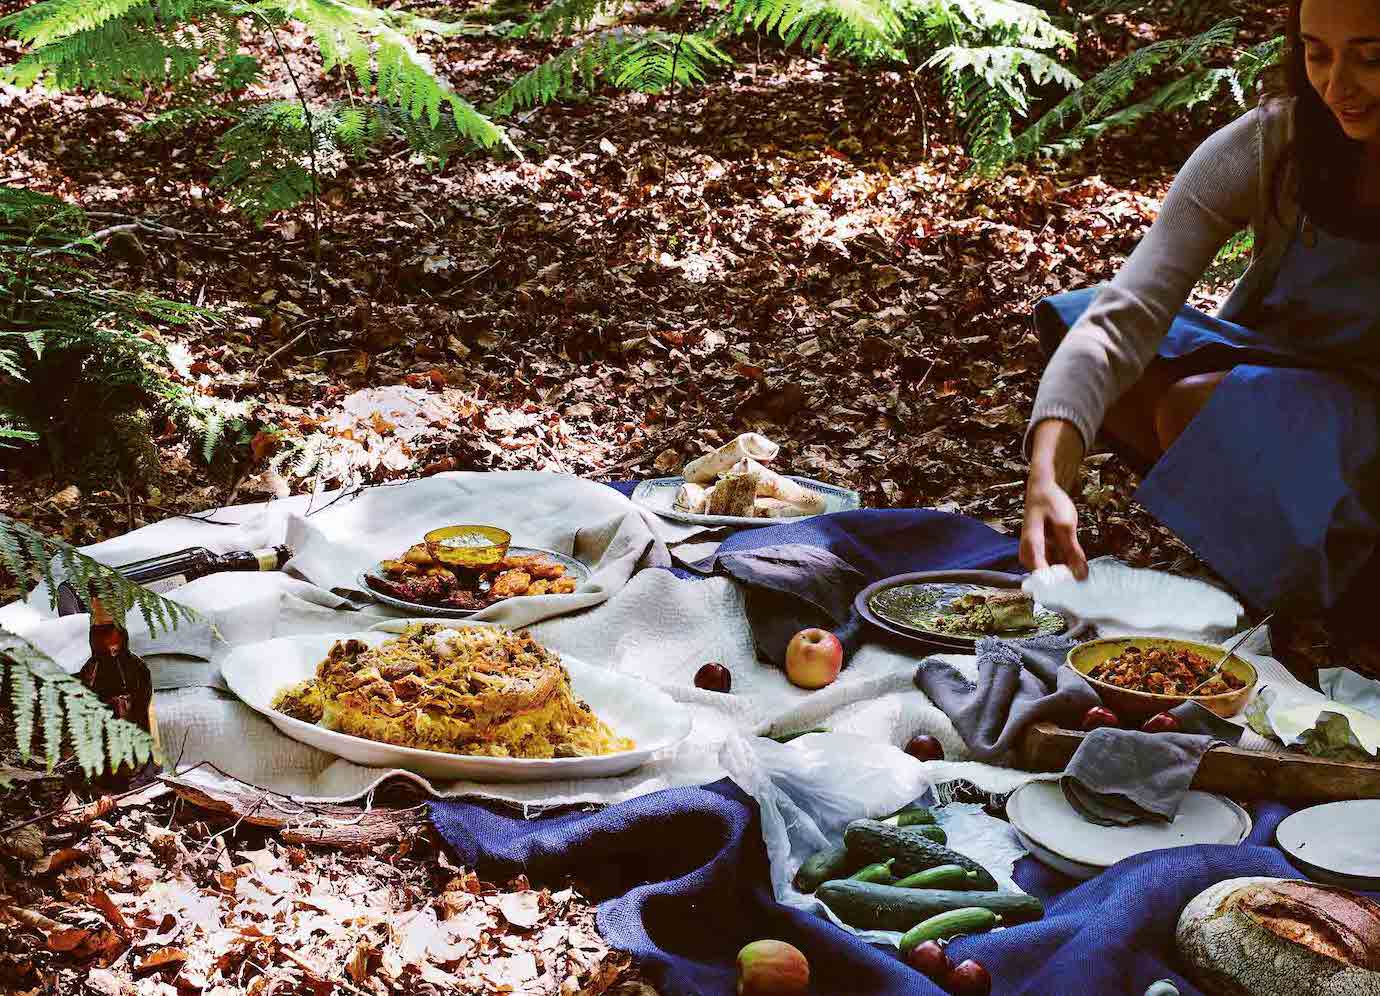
[
  {"x1": 880, "y1": 807, "x2": 937, "y2": 827},
  {"x1": 908, "y1": 825, "x2": 947, "y2": 845},
  {"x1": 793, "y1": 843, "x2": 860, "y2": 893},
  {"x1": 899, "y1": 908, "x2": 1000, "y2": 953},
  {"x1": 849, "y1": 860, "x2": 896, "y2": 884},
  {"x1": 892, "y1": 864, "x2": 985, "y2": 891},
  {"x1": 843, "y1": 820, "x2": 997, "y2": 890},
  {"x1": 815, "y1": 880, "x2": 1044, "y2": 931}
]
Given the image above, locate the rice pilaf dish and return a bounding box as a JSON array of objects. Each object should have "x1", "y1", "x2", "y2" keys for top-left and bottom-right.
[{"x1": 271, "y1": 623, "x2": 633, "y2": 758}]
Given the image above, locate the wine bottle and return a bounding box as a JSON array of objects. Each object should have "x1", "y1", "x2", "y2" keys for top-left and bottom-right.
[
  {"x1": 56, "y1": 544, "x2": 293, "y2": 615},
  {"x1": 78, "y1": 597, "x2": 159, "y2": 786}
]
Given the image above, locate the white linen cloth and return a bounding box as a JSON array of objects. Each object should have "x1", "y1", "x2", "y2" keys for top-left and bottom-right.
[
  {"x1": 0, "y1": 471, "x2": 1031, "y2": 807},
  {"x1": 0, "y1": 474, "x2": 1311, "y2": 814}
]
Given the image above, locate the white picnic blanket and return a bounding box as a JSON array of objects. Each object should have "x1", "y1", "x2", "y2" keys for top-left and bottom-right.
[
  {"x1": 0, "y1": 472, "x2": 1027, "y2": 808},
  {"x1": 1, "y1": 472, "x2": 1313, "y2": 812}
]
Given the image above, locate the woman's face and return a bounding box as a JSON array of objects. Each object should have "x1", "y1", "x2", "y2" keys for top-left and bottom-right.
[{"x1": 1300, "y1": 0, "x2": 1380, "y2": 143}]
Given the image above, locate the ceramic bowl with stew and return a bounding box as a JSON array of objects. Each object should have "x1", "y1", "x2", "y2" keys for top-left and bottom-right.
[{"x1": 1067, "y1": 636, "x2": 1258, "y2": 722}]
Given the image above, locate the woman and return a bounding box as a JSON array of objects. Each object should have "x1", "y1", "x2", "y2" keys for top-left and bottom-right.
[{"x1": 1021, "y1": 0, "x2": 1380, "y2": 617}]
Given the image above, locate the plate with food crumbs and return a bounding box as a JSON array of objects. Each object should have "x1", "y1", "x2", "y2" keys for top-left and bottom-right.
[
  {"x1": 358, "y1": 545, "x2": 591, "y2": 618},
  {"x1": 223, "y1": 624, "x2": 691, "y2": 781},
  {"x1": 857, "y1": 570, "x2": 1067, "y2": 649}
]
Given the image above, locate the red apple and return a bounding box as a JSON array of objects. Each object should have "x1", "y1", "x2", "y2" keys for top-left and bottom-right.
[
  {"x1": 737, "y1": 939, "x2": 809, "y2": 995},
  {"x1": 944, "y1": 959, "x2": 992, "y2": 996},
  {"x1": 695, "y1": 662, "x2": 732, "y2": 693},
  {"x1": 904, "y1": 734, "x2": 945, "y2": 762},
  {"x1": 1141, "y1": 711, "x2": 1180, "y2": 734},
  {"x1": 785, "y1": 628, "x2": 844, "y2": 689},
  {"x1": 1081, "y1": 706, "x2": 1120, "y2": 731},
  {"x1": 905, "y1": 940, "x2": 950, "y2": 979}
]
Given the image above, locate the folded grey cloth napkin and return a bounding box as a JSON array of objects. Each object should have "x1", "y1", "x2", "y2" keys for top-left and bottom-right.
[
  {"x1": 913, "y1": 634, "x2": 1098, "y2": 762},
  {"x1": 1062, "y1": 701, "x2": 1244, "y2": 825}
]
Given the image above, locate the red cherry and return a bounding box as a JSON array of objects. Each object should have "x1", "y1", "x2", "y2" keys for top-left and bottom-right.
[
  {"x1": 904, "y1": 735, "x2": 945, "y2": 762},
  {"x1": 905, "y1": 940, "x2": 950, "y2": 979},
  {"x1": 945, "y1": 959, "x2": 992, "y2": 996},
  {"x1": 1141, "y1": 711, "x2": 1180, "y2": 734},
  {"x1": 1081, "y1": 706, "x2": 1120, "y2": 731},
  {"x1": 694, "y1": 662, "x2": 732, "y2": 693}
]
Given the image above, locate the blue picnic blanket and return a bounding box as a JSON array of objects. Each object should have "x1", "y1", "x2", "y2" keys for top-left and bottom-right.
[{"x1": 433, "y1": 779, "x2": 1350, "y2": 996}]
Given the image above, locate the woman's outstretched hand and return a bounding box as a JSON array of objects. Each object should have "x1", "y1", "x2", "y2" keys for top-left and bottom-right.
[
  {"x1": 1021, "y1": 476, "x2": 1088, "y2": 578},
  {"x1": 1021, "y1": 418, "x2": 1089, "y2": 580}
]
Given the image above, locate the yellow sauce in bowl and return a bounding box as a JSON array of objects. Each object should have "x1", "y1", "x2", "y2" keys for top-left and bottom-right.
[{"x1": 424, "y1": 525, "x2": 511, "y2": 568}]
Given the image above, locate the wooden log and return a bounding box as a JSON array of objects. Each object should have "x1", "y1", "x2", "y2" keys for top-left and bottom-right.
[
  {"x1": 166, "y1": 776, "x2": 426, "y2": 848},
  {"x1": 1017, "y1": 722, "x2": 1380, "y2": 805}
]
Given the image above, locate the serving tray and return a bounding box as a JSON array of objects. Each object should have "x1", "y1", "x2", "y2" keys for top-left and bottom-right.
[
  {"x1": 357, "y1": 545, "x2": 590, "y2": 618},
  {"x1": 631, "y1": 475, "x2": 860, "y2": 528},
  {"x1": 1018, "y1": 722, "x2": 1380, "y2": 805}
]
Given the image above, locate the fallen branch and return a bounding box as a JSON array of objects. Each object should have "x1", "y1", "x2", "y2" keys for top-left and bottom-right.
[{"x1": 165, "y1": 774, "x2": 428, "y2": 848}]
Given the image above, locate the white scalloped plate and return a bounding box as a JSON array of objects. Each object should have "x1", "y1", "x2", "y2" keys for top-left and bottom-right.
[
  {"x1": 221, "y1": 630, "x2": 691, "y2": 782},
  {"x1": 1021, "y1": 558, "x2": 1245, "y2": 643}
]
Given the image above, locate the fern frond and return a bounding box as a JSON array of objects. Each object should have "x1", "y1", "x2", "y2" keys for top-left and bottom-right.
[
  {"x1": 0, "y1": 515, "x2": 199, "y2": 635},
  {"x1": 726, "y1": 0, "x2": 903, "y2": 53},
  {"x1": 7, "y1": 642, "x2": 37, "y2": 760},
  {"x1": 492, "y1": 27, "x2": 643, "y2": 114},
  {"x1": 1011, "y1": 18, "x2": 1242, "y2": 164},
  {"x1": 925, "y1": 44, "x2": 1080, "y2": 111},
  {"x1": 0, "y1": 0, "x2": 147, "y2": 47},
  {"x1": 0, "y1": 628, "x2": 157, "y2": 775}
]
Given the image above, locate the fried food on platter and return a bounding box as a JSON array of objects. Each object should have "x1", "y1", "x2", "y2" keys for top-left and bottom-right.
[
  {"x1": 490, "y1": 569, "x2": 532, "y2": 598},
  {"x1": 366, "y1": 537, "x2": 580, "y2": 609},
  {"x1": 274, "y1": 624, "x2": 633, "y2": 759},
  {"x1": 498, "y1": 554, "x2": 567, "y2": 580}
]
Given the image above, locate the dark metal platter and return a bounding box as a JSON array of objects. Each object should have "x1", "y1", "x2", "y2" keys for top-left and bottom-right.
[{"x1": 855, "y1": 570, "x2": 1067, "y2": 651}]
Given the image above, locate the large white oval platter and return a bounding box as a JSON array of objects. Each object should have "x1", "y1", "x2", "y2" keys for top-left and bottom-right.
[
  {"x1": 1276, "y1": 800, "x2": 1380, "y2": 889},
  {"x1": 221, "y1": 631, "x2": 691, "y2": 782},
  {"x1": 1007, "y1": 780, "x2": 1251, "y2": 880},
  {"x1": 631, "y1": 475, "x2": 860, "y2": 528}
]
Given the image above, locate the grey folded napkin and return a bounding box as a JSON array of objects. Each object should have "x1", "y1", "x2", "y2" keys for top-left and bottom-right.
[
  {"x1": 1062, "y1": 701, "x2": 1244, "y2": 825},
  {"x1": 913, "y1": 634, "x2": 1099, "y2": 762}
]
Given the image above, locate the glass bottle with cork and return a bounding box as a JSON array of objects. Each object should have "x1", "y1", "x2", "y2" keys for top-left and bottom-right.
[{"x1": 77, "y1": 597, "x2": 160, "y2": 786}]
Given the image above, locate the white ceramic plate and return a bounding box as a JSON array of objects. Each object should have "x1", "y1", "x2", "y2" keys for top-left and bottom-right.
[
  {"x1": 356, "y1": 546, "x2": 591, "y2": 619},
  {"x1": 1006, "y1": 780, "x2": 1252, "y2": 880},
  {"x1": 631, "y1": 475, "x2": 861, "y2": 528},
  {"x1": 1277, "y1": 800, "x2": 1380, "y2": 889},
  {"x1": 221, "y1": 631, "x2": 691, "y2": 782},
  {"x1": 1022, "y1": 558, "x2": 1245, "y2": 643}
]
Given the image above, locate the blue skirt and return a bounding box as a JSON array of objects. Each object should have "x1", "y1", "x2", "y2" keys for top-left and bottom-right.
[{"x1": 1037, "y1": 288, "x2": 1380, "y2": 615}]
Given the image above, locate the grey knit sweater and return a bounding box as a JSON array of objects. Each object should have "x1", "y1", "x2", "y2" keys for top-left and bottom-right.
[{"x1": 1025, "y1": 98, "x2": 1299, "y2": 456}]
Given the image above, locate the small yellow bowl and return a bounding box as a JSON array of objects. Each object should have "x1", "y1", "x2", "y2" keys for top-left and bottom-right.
[
  {"x1": 424, "y1": 525, "x2": 511, "y2": 568},
  {"x1": 1067, "y1": 636, "x2": 1258, "y2": 722}
]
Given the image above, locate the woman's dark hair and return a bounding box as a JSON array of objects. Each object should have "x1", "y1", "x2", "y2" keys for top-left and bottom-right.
[{"x1": 1267, "y1": 0, "x2": 1368, "y2": 230}]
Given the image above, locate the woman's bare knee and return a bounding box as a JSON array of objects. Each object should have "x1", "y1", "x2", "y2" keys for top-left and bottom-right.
[{"x1": 1154, "y1": 370, "x2": 1232, "y2": 451}]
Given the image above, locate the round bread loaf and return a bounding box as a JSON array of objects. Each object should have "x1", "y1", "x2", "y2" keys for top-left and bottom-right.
[{"x1": 1176, "y1": 877, "x2": 1380, "y2": 996}]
